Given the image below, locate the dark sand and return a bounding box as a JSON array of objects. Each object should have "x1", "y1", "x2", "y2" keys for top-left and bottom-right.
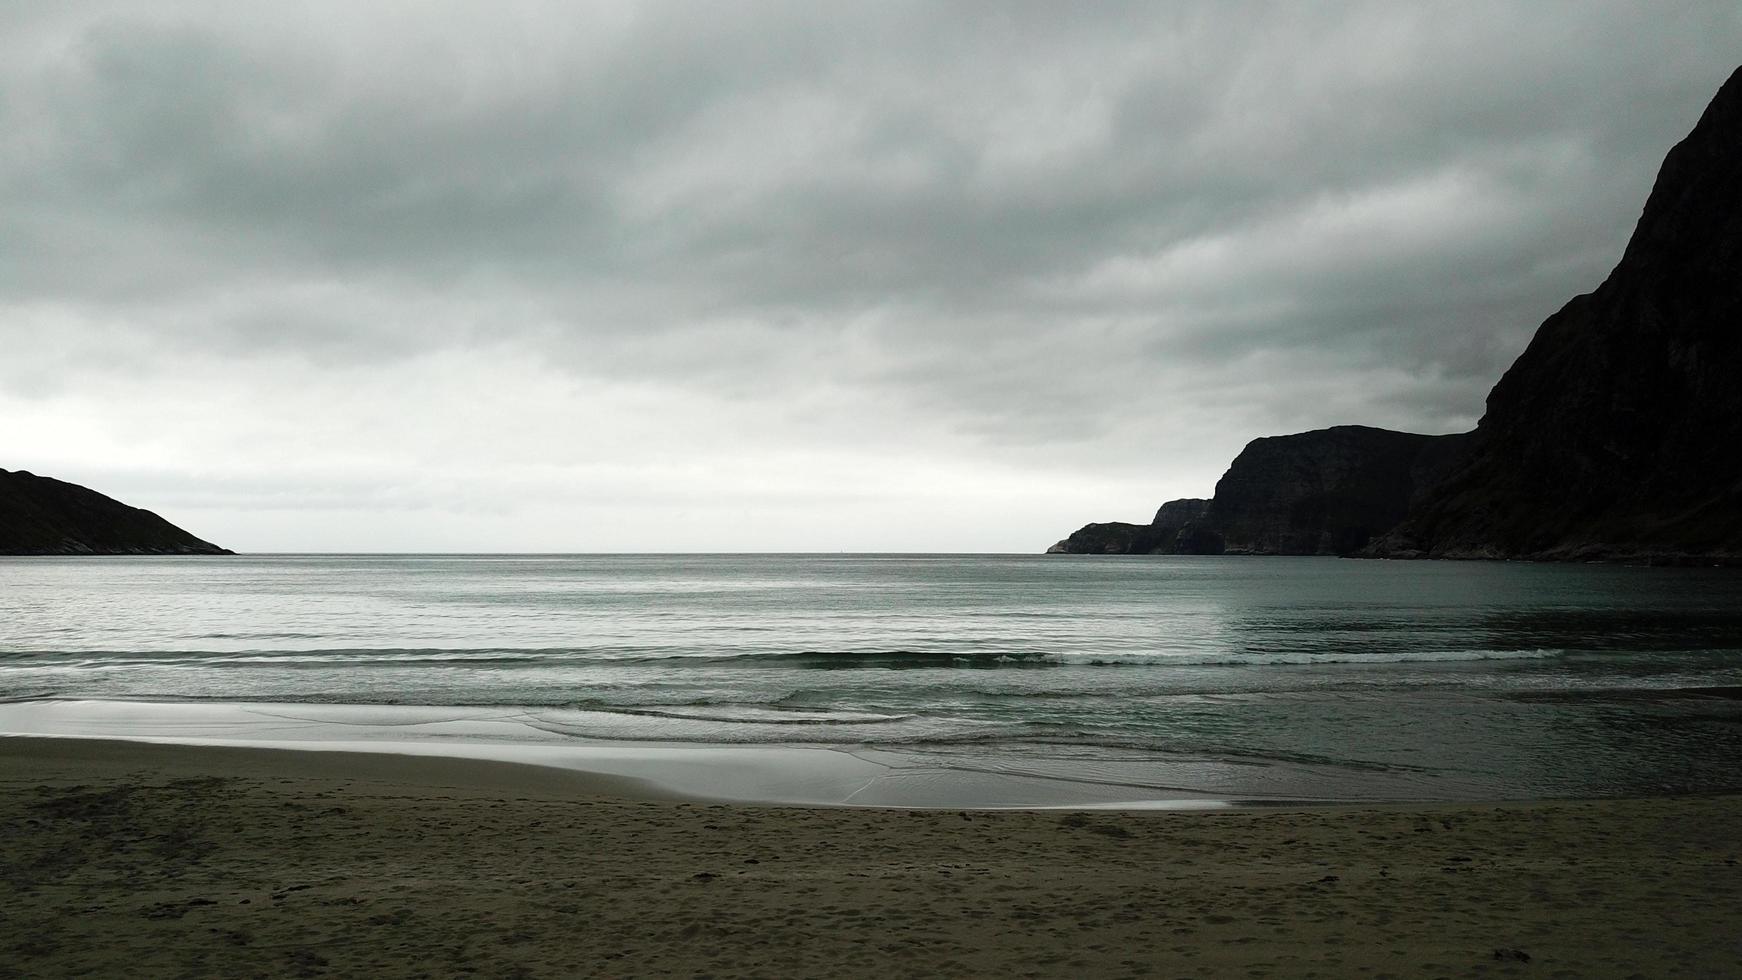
[{"x1": 4, "y1": 737, "x2": 1741, "y2": 978}]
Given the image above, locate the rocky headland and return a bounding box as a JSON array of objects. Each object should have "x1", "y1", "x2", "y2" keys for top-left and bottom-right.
[
  {"x1": 1051, "y1": 65, "x2": 1742, "y2": 563},
  {"x1": 0, "y1": 468, "x2": 232, "y2": 556},
  {"x1": 1047, "y1": 498, "x2": 1210, "y2": 555},
  {"x1": 1195, "y1": 427, "x2": 1466, "y2": 557}
]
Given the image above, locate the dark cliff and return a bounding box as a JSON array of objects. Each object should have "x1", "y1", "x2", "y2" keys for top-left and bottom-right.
[
  {"x1": 1049, "y1": 428, "x2": 1463, "y2": 557},
  {"x1": 0, "y1": 468, "x2": 232, "y2": 556},
  {"x1": 1051, "y1": 65, "x2": 1742, "y2": 563},
  {"x1": 1368, "y1": 65, "x2": 1742, "y2": 561},
  {"x1": 1205, "y1": 427, "x2": 1467, "y2": 556},
  {"x1": 1048, "y1": 498, "x2": 1209, "y2": 554}
]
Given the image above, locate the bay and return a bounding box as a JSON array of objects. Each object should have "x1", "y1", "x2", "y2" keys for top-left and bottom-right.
[{"x1": 4, "y1": 554, "x2": 1742, "y2": 804}]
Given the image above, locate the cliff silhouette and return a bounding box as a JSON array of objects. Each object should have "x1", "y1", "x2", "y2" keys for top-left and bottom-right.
[
  {"x1": 1052, "y1": 65, "x2": 1742, "y2": 563},
  {"x1": 0, "y1": 468, "x2": 232, "y2": 556}
]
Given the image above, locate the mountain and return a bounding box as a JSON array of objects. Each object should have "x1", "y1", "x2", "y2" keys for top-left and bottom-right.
[
  {"x1": 1048, "y1": 429, "x2": 1463, "y2": 557},
  {"x1": 1051, "y1": 65, "x2": 1742, "y2": 563},
  {"x1": 0, "y1": 468, "x2": 232, "y2": 555},
  {"x1": 1202, "y1": 427, "x2": 1466, "y2": 556},
  {"x1": 1367, "y1": 65, "x2": 1742, "y2": 561}
]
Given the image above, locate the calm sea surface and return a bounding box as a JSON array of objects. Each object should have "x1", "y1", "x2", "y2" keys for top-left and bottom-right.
[{"x1": 4, "y1": 554, "x2": 1742, "y2": 803}]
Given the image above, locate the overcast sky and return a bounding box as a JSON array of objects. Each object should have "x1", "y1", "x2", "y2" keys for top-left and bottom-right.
[{"x1": 3, "y1": 3, "x2": 1738, "y2": 552}]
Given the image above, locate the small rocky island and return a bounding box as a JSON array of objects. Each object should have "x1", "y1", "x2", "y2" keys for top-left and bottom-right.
[
  {"x1": 1052, "y1": 65, "x2": 1742, "y2": 564},
  {"x1": 0, "y1": 468, "x2": 231, "y2": 555}
]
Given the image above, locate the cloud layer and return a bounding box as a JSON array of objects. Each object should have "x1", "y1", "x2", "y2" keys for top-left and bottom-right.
[{"x1": 4, "y1": 2, "x2": 1738, "y2": 550}]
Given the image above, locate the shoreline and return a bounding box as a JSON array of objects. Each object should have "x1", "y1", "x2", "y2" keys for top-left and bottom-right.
[
  {"x1": 0, "y1": 699, "x2": 1299, "y2": 809},
  {"x1": 5, "y1": 736, "x2": 1741, "y2": 977},
  {"x1": 10, "y1": 693, "x2": 1742, "y2": 810},
  {"x1": 0, "y1": 735, "x2": 681, "y2": 802},
  {"x1": 9, "y1": 731, "x2": 1742, "y2": 813}
]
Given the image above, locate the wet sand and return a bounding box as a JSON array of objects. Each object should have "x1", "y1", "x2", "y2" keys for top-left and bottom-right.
[{"x1": 4, "y1": 737, "x2": 1741, "y2": 978}]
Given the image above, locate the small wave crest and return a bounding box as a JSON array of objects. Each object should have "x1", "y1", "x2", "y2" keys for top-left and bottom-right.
[
  {"x1": 578, "y1": 704, "x2": 917, "y2": 726},
  {"x1": 0, "y1": 646, "x2": 1569, "y2": 670}
]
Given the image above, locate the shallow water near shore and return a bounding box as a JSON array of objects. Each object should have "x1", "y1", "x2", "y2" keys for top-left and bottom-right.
[{"x1": 3, "y1": 554, "x2": 1742, "y2": 805}]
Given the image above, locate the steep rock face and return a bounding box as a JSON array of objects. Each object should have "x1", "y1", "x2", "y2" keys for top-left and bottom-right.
[
  {"x1": 0, "y1": 468, "x2": 232, "y2": 555},
  {"x1": 1046, "y1": 521, "x2": 1154, "y2": 555},
  {"x1": 1045, "y1": 427, "x2": 1464, "y2": 557},
  {"x1": 1369, "y1": 65, "x2": 1742, "y2": 561},
  {"x1": 1048, "y1": 498, "x2": 1211, "y2": 554},
  {"x1": 1149, "y1": 498, "x2": 1218, "y2": 554},
  {"x1": 1151, "y1": 498, "x2": 1211, "y2": 528},
  {"x1": 1204, "y1": 427, "x2": 1466, "y2": 556}
]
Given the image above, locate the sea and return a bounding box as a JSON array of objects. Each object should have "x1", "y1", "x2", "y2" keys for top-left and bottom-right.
[{"x1": 3, "y1": 553, "x2": 1742, "y2": 807}]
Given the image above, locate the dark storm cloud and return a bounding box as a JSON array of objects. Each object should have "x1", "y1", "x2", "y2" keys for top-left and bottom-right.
[{"x1": 2, "y1": 2, "x2": 1738, "y2": 549}]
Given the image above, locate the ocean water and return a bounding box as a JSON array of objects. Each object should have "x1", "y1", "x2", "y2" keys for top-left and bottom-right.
[{"x1": 3, "y1": 554, "x2": 1742, "y2": 805}]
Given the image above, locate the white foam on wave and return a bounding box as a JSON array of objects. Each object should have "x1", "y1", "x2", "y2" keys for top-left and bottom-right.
[{"x1": 608, "y1": 704, "x2": 915, "y2": 725}]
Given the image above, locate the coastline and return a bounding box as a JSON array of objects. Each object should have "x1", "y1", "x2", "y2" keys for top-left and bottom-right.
[
  {"x1": 0, "y1": 699, "x2": 1289, "y2": 809},
  {"x1": 5, "y1": 736, "x2": 1741, "y2": 977}
]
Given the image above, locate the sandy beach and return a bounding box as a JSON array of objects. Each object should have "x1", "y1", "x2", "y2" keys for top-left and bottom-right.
[{"x1": 2, "y1": 738, "x2": 1739, "y2": 978}]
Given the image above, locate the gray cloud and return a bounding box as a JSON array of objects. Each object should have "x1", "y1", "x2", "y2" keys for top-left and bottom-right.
[{"x1": 2, "y1": 2, "x2": 1738, "y2": 549}]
